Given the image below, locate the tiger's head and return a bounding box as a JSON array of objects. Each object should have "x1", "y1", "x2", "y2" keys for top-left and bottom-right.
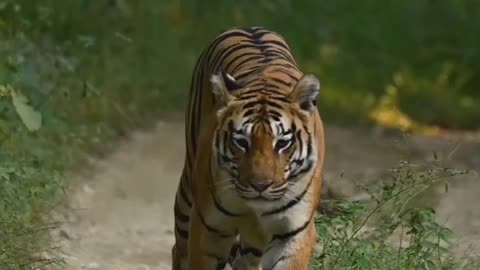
[{"x1": 210, "y1": 71, "x2": 321, "y2": 202}]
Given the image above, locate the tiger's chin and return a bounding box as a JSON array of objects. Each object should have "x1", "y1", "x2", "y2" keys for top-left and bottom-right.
[{"x1": 242, "y1": 196, "x2": 290, "y2": 214}]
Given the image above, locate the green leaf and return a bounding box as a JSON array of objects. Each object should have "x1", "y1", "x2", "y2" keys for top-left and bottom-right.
[{"x1": 11, "y1": 90, "x2": 42, "y2": 131}]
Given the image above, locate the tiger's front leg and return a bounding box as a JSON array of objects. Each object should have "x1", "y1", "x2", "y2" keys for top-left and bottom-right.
[
  {"x1": 188, "y1": 207, "x2": 237, "y2": 270},
  {"x1": 231, "y1": 241, "x2": 263, "y2": 270},
  {"x1": 262, "y1": 219, "x2": 316, "y2": 270}
]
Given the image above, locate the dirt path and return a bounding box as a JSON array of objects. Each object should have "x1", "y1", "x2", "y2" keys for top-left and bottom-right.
[{"x1": 53, "y1": 121, "x2": 480, "y2": 269}]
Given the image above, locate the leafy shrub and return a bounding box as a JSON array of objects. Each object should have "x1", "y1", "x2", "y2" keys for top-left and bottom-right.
[{"x1": 310, "y1": 161, "x2": 479, "y2": 270}]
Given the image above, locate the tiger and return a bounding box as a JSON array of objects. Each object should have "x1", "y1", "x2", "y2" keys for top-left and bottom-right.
[{"x1": 172, "y1": 26, "x2": 325, "y2": 270}]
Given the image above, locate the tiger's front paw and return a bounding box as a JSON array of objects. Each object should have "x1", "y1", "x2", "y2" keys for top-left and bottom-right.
[{"x1": 231, "y1": 256, "x2": 262, "y2": 270}]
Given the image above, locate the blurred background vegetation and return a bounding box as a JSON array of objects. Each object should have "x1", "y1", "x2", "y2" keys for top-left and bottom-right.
[{"x1": 0, "y1": 0, "x2": 479, "y2": 268}]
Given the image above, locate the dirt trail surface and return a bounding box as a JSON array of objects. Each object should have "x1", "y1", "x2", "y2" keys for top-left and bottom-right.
[{"x1": 53, "y1": 121, "x2": 480, "y2": 269}]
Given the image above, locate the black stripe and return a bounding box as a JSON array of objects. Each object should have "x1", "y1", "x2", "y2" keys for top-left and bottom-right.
[
  {"x1": 265, "y1": 48, "x2": 295, "y2": 63},
  {"x1": 221, "y1": 153, "x2": 235, "y2": 164},
  {"x1": 189, "y1": 48, "x2": 206, "y2": 147},
  {"x1": 179, "y1": 176, "x2": 192, "y2": 207},
  {"x1": 189, "y1": 63, "x2": 202, "y2": 157},
  {"x1": 266, "y1": 100, "x2": 283, "y2": 109},
  {"x1": 240, "y1": 247, "x2": 263, "y2": 257},
  {"x1": 273, "y1": 73, "x2": 299, "y2": 86},
  {"x1": 240, "y1": 86, "x2": 285, "y2": 97},
  {"x1": 270, "y1": 96, "x2": 290, "y2": 103},
  {"x1": 221, "y1": 133, "x2": 232, "y2": 163},
  {"x1": 289, "y1": 160, "x2": 313, "y2": 179},
  {"x1": 250, "y1": 30, "x2": 268, "y2": 39},
  {"x1": 212, "y1": 192, "x2": 243, "y2": 217},
  {"x1": 227, "y1": 120, "x2": 235, "y2": 132},
  {"x1": 185, "y1": 154, "x2": 193, "y2": 180},
  {"x1": 288, "y1": 130, "x2": 313, "y2": 179},
  {"x1": 258, "y1": 56, "x2": 274, "y2": 64},
  {"x1": 206, "y1": 253, "x2": 227, "y2": 270},
  {"x1": 193, "y1": 60, "x2": 205, "y2": 156},
  {"x1": 242, "y1": 76, "x2": 264, "y2": 86},
  {"x1": 214, "y1": 134, "x2": 220, "y2": 150},
  {"x1": 175, "y1": 223, "x2": 189, "y2": 239},
  {"x1": 232, "y1": 55, "x2": 265, "y2": 73},
  {"x1": 270, "y1": 255, "x2": 290, "y2": 269},
  {"x1": 243, "y1": 108, "x2": 256, "y2": 117},
  {"x1": 226, "y1": 52, "x2": 259, "y2": 73},
  {"x1": 229, "y1": 241, "x2": 241, "y2": 260},
  {"x1": 246, "y1": 39, "x2": 290, "y2": 51},
  {"x1": 213, "y1": 44, "x2": 261, "y2": 72},
  {"x1": 262, "y1": 177, "x2": 313, "y2": 216},
  {"x1": 243, "y1": 100, "x2": 265, "y2": 109},
  {"x1": 196, "y1": 210, "x2": 234, "y2": 238},
  {"x1": 260, "y1": 53, "x2": 288, "y2": 62},
  {"x1": 266, "y1": 62, "x2": 299, "y2": 73},
  {"x1": 268, "y1": 110, "x2": 282, "y2": 118},
  {"x1": 238, "y1": 94, "x2": 260, "y2": 100},
  {"x1": 235, "y1": 68, "x2": 260, "y2": 80},
  {"x1": 271, "y1": 77, "x2": 292, "y2": 87},
  {"x1": 269, "y1": 114, "x2": 281, "y2": 122},
  {"x1": 262, "y1": 85, "x2": 288, "y2": 95},
  {"x1": 245, "y1": 100, "x2": 267, "y2": 109},
  {"x1": 205, "y1": 30, "x2": 253, "y2": 64},
  {"x1": 271, "y1": 67, "x2": 300, "y2": 82},
  {"x1": 271, "y1": 214, "x2": 313, "y2": 241},
  {"x1": 246, "y1": 81, "x2": 266, "y2": 88},
  {"x1": 306, "y1": 131, "x2": 312, "y2": 156},
  {"x1": 209, "y1": 46, "x2": 229, "y2": 71},
  {"x1": 174, "y1": 199, "x2": 190, "y2": 223}
]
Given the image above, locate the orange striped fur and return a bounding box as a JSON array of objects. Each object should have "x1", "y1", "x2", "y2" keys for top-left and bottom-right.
[{"x1": 172, "y1": 26, "x2": 325, "y2": 270}]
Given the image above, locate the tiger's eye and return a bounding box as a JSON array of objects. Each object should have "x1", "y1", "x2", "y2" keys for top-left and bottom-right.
[{"x1": 275, "y1": 139, "x2": 292, "y2": 152}]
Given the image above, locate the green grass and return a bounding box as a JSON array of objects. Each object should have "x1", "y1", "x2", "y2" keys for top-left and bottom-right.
[{"x1": 1, "y1": 0, "x2": 479, "y2": 268}]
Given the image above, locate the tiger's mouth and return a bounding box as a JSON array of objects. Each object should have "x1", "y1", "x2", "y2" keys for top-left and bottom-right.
[{"x1": 233, "y1": 180, "x2": 288, "y2": 201}]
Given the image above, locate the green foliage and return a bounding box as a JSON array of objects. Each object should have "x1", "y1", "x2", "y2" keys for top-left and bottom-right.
[
  {"x1": 0, "y1": 1, "x2": 134, "y2": 268},
  {"x1": 9, "y1": 87, "x2": 42, "y2": 131},
  {"x1": 0, "y1": 161, "x2": 65, "y2": 269},
  {"x1": 165, "y1": 0, "x2": 480, "y2": 129},
  {"x1": 13, "y1": 0, "x2": 478, "y2": 129},
  {"x1": 310, "y1": 161, "x2": 479, "y2": 269}
]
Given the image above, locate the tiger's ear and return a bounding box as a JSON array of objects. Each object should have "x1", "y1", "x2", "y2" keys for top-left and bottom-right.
[
  {"x1": 210, "y1": 71, "x2": 238, "y2": 107},
  {"x1": 290, "y1": 74, "x2": 320, "y2": 111}
]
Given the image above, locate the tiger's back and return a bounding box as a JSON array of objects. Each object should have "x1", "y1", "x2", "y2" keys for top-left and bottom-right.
[
  {"x1": 185, "y1": 27, "x2": 304, "y2": 167},
  {"x1": 173, "y1": 27, "x2": 325, "y2": 270}
]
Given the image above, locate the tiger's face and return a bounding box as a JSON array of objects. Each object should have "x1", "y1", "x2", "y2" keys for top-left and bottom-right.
[{"x1": 211, "y1": 72, "x2": 320, "y2": 201}]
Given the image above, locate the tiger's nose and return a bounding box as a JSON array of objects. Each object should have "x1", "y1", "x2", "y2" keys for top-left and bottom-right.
[{"x1": 251, "y1": 181, "x2": 273, "y2": 192}]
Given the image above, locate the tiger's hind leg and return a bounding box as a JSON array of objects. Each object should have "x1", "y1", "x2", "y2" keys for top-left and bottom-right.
[{"x1": 172, "y1": 172, "x2": 193, "y2": 270}]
